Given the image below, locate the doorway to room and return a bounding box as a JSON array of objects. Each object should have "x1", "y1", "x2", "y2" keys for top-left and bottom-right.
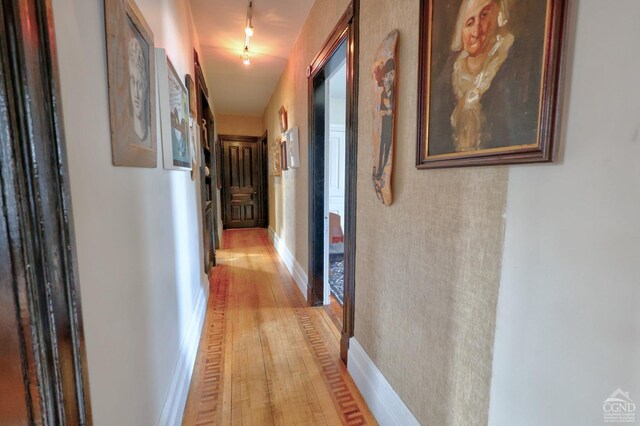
[
  {"x1": 308, "y1": 2, "x2": 358, "y2": 364},
  {"x1": 324, "y1": 57, "x2": 347, "y2": 318}
]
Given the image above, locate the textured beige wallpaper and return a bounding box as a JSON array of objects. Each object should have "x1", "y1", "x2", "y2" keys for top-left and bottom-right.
[
  {"x1": 263, "y1": 0, "x2": 510, "y2": 423},
  {"x1": 354, "y1": 0, "x2": 509, "y2": 424},
  {"x1": 263, "y1": 0, "x2": 351, "y2": 269},
  {"x1": 217, "y1": 114, "x2": 264, "y2": 137}
]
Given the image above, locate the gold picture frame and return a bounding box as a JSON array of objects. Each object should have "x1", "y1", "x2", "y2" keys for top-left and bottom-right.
[{"x1": 272, "y1": 136, "x2": 282, "y2": 176}]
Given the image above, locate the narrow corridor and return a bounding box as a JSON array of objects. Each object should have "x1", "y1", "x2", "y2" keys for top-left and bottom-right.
[{"x1": 182, "y1": 229, "x2": 375, "y2": 425}]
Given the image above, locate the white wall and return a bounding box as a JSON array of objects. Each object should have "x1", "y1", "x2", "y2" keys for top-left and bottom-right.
[
  {"x1": 489, "y1": 1, "x2": 640, "y2": 425},
  {"x1": 52, "y1": 0, "x2": 208, "y2": 424}
]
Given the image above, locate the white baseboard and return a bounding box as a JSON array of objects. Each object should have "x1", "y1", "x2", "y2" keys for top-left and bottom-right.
[
  {"x1": 270, "y1": 229, "x2": 308, "y2": 301},
  {"x1": 348, "y1": 338, "x2": 420, "y2": 426},
  {"x1": 157, "y1": 283, "x2": 208, "y2": 426}
]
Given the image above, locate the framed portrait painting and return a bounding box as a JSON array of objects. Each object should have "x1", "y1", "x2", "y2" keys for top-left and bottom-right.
[
  {"x1": 156, "y1": 49, "x2": 191, "y2": 171},
  {"x1": 416, "y1": 0, "x2": 569, "y2": 168},
  {"x1": 105, "y1": 0, "x2": 157, "y2": 167}
]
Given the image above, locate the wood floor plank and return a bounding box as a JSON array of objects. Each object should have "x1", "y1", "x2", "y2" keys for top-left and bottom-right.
[{"x1": 183, "y1": 229, "x2": 376, "y2": 426}]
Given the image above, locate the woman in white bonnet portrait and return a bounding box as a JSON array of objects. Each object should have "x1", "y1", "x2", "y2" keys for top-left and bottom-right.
[{"x1": 428, "y1": 0, "x2": 545, "y2": 156}]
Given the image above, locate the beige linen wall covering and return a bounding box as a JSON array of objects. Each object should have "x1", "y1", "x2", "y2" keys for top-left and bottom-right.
[
  {"x1": 354, "y1": 0, "x2": 509, "y2": 424},
  {"x1": 264, "y1": 0, "x2": 510, "y2": 423},
  {"x1": 263, "y1": 0, "x2": 352, "y2": 268}
]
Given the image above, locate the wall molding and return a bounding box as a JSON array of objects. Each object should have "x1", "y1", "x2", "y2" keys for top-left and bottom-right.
[
  {"x1": 158, "y1": 283, "x2": 208, "y2": 426},
  {"x1": 269, "y1": 228, "x2": 308, "y2": 301},
  {"x1": 348, "y1": 338, "x2": 420, "y2": 426}
]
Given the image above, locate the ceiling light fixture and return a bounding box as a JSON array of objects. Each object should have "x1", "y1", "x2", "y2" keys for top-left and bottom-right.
[
  {"x1": 242, "y1": 46, "x2": 251, "y2": 66},
  {"x1": 245, "y1": 1, "x2": 254, "y2": 37},
  {"x1": 242, "y1": 1, "x2": 254, "y2": 65}
]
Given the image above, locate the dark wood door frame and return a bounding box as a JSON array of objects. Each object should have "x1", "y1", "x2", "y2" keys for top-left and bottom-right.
[
  {"x1": 219, "y1": 134, "x2": 268, "y2": 229},
  {"x1": 0, "y1": 0, "x2": 92, "y2": 423},
  {"x1": 307, "y1": 0, "x2": 359, "y2": 364},
  {"x1": 258, "y1": 131, "x2": 269, "y2": 228},
  {"x1": 194, "y1": 50, "x2": 217, "y2": 271}
]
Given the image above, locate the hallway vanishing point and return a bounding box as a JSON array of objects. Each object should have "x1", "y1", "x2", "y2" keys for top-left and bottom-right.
[{"x1": 182, "y1": 229, "x2": 375, "y2": 425}]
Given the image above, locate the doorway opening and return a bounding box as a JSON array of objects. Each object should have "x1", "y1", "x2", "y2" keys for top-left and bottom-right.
[
  {"x1": 324, "y1": 53, "x2": 347, "y2": 325},
  {"x1": 308, "y1": 2, "x2": 358, "y2": 363}
]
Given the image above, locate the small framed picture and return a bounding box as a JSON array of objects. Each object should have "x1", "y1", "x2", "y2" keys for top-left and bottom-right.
[
  {"x1": 278, "y1": 106, "x2": 288, "y2": 134},
  {"x1": 156, "y1": 49, "x2": 191, "y2": 170},
  {"x1": 280, "y1": 139, "x2": 289, "y2": 171},
  {"x1": 272, "y1": 137, "x2": 282, "y2": 176},
  {"x1": 185, "y1": 74, "x2": 197, "y2": 117},
  {"x1": 285, "y1": 126, "x2": 300, "y2": 168},
  {"x1": 104, "y1": 0, "x2": 157, "y2": 167}
]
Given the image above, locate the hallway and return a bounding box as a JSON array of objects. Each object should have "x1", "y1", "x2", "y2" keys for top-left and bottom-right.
[{"x1": 182, "y1": 229, "x2": 375, "y2": 425}]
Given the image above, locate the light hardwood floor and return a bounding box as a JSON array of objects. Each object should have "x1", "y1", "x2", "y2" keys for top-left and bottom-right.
[{"x1": 182, "y1": 229, "x2": 376, "y2": 425}]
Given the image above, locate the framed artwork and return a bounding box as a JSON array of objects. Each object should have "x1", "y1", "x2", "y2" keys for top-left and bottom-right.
[
  {"x1": 185, "y1": 74, "x2": 197, "y2": 116},
  {"x1": 371, "y1": 30, "x2": 398, "y2": 206},
  {"x1": 105, "y1": 0, "x2": 157, "y2": 167},
  {"x1": 284, "y1": 126, "x2": 300, "y2": 168},
  {"x1": 278, "y1": 106, "x2": 288, "y2": 134},
  {"x1": 272, "y1": 137, "x2": 282, "y2": 176},
  {"x1": 416, "y1": 0, "x2": 568, "y2": 168},
  {"x1": 156, "y1": 49, "x2": 191, "y2": 170},
  {"x1": 280, "y1": 139, "x2": 289, "y2": 171}
]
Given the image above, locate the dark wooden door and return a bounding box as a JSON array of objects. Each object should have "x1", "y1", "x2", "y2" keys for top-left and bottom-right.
[{"x1": 221, "y1": 136, "x2": 261, "y2": 228}]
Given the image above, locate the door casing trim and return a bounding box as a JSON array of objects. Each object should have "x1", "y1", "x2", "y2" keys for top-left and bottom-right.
[{"x1": 307, "y1": 0, "x2": 359, "y2": 364}]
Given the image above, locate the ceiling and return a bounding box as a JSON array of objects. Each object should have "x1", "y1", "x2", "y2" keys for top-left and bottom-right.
[{"x1": 190, "y1": 0, "x2": 315, "y2": 117}]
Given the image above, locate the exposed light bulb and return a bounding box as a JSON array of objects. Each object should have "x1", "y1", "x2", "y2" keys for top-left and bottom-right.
[
  {"x1": 245, "y1": 25, "x2": 254, "y2": 37},
  {"x1": 242, "y1": 48, "x2": 251, "y2": 65}
]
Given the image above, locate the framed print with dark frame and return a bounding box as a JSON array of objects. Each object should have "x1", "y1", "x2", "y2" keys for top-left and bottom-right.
[
  {"x1": 156, "y1": 49, "x2": 191, "y2": 171},
  {"x1": 280, "y1": 138, "x2": 289, "y2": 171},
  {"x1": 416, "y1": 0, "x2": 568, "y2": 169},
  {"x1": 105, "y1": 0, "x2": 157, "y2": 167}
]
